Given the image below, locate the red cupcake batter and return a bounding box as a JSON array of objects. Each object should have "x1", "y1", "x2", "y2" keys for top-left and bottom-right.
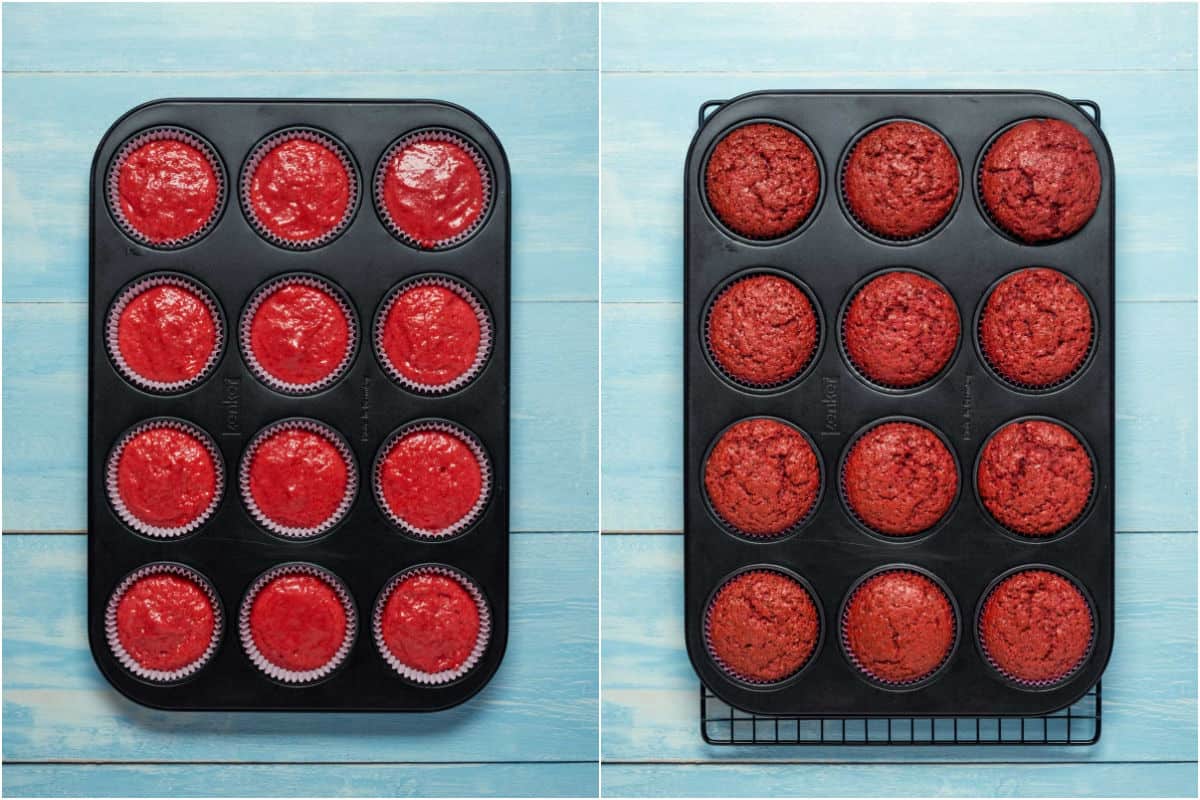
[
  {"x1": 117, "y1": 284, "x2": 217, "y2": 384},
  {"x1": 117, "y1": 139, "x2": 218, "y2": 243},
  {"x1": 981, "y1": 570, "x2": 1093, "y2": 684},
  {"x1": 704, "y1": 418, "x2": 820, "y2": 536},
  {"x1": 249, "y1": 283, "x2": 350, "y2": 387},
  {"x1": 843, "y1": 422, "x2": 958, "y2": 535},
  {"x1": 116, "y1": 573, "x2": 215, "y2": 672},
  {"x1": 250, "y1": 574, "x2": 347, "y2": 672},
  {"x1": 843, "y1": 571, "x2": 954, "y2": 684},
  {"x1": 381, "y1": 573, "x2": 481, "y2": 674},
  {"x1": 249, "y1": 138, "x2": 351, "y2": 243},
  {"x1": 706, "y1": 571, "x2": 819, "y2": 682},
  {"x1": 116, "y1": 426, "x2": 217, "y2": 529},
  {"x1": 382, "y1": 139, "x2": 486, "y2": 248},
  {"x1": 382, "y1": 284, "x2": 482, "y2": 387},
  {"x1": 706, "y1": 275, "x2": 818, "y2": 385},
  {"x1": 248, "y1": 428, "x2": 349, "y2": 530},
  {"x1": 379, "y1": 429, "x2": 484, "y2": 532}
]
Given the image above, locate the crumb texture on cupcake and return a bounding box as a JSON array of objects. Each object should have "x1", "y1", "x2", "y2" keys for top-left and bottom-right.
[
  {"x1": 115, "y1": 572, "x2": 215, "y2": 672},
  {"x1": 704, "y1": 418, "x2": 820, "y2": 536},
  {"x1": 844, "y1": 271, "x2": 959, "y2": 387},
  {"x1": 380, "y1": 283, "x2": 483, "y2": 388},
  {"x1": 977, "y1": 420, "x2": 1093, "y2": 536},
  {"x1": 248, "y1": 282, "x2": 351, "y2": 387},
  {"x1": 844, "y1": 121, "x2": 959, "y2": 238},
  {"x1": 843, "y1": 421, "x2": 957, "y2": 535},
  {"x1": 981, "y1": 570, "x2": 1093, "y2": 684},
  {"x1": 117, "y1": 283, "x2": 217, "y2": 385},
  {"x1": 250, "y1": 573, "x2": 347, "y2": 672},
  {"x1": 707, "y1": 274, "x2": 817, "y2": 385},
  {"x1": 381, "y1": 137, "x2": 487, "y2": 248},
  {"x1": 248, "y1": 137, "x2": 351, "y2": 243},
  {"x1": 247, "y1": 427, "x2": 350, "y2": 531},
  {"x1": 116, "y1": 138, "x2": 219, "y2": 243},
  {"x1": 980, "y1": 118, "x2": 1101, "y2": 242},
  {"x1": 116, "y1": 425, "x2": 217, "y2": 529},
  {"x1": 378, "y1": 428, "x2": 485, "y2": 533},
  {"x1": 705, "y1": 123, "x2": 820, "y2": 238},
  {"x1": 843, "y1": 571, "x2": 954, "y2": 684},
  {"x1": 707, "y1": 571, "x2": 819, "y2": 682},
  {"x1": 380, "y1": 572, "x2": 482, "y2": 675},
  {"x1": 981, "y1": 268, "x2": 1093, "y2": 387}
]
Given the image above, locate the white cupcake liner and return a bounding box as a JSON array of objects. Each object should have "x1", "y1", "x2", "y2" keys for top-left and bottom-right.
[
  {"x1": 373, "y1": 128, "x2": 493, "y2": 250},
  {"x1": 239, "y1": 274, "x2": 359, "y2": 395},
  {"x1": 105, "y1": 273, "x2": 225, "y2": 394},
  {"x1": 239, "y1": 418, "x2": 358, "y2": 539},
  {"x1": 106, "y1": 126, "x2": 226, "y2": 249},
  {"x1": 105, "y1": 562, "x2": 223, "y2": 683},
  {"x1": 239, "y1": 562, "x2": 357, "y2": 685},
  {"x1": 239, "y1": 128, "x2": 359, "y2": 250},
  {"x1": 374, "y1": 274, "x2": 494, "y2": 395},
  {"x1": 373, "y1": 564, "x2": 492, "y2": 685},
  {"x1": 106, "y1": 418, "x2": 225, "y2": 538},
  {"x1": 373, "y1": 420, "x2": 493, "y2": 539}
]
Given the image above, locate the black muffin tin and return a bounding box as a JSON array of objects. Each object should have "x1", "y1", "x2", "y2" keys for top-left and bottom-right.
[
  {"x1": 88, "y1": 99, "x2": 509, "y2": 711},
  {"x1": 684, "y1": 91, "x2": 1114, "y2": 717}
]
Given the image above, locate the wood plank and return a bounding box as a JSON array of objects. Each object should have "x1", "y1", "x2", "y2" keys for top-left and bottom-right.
[
  {"x1": 2, "y1": 532, "x2": 598, "y2": 763},
  {"x1": 599, "y1": 532, "x2": 1198, "y2": 763},
  {"x1": 600, "y1": 301, "x2": 1197, "y2": 533}
]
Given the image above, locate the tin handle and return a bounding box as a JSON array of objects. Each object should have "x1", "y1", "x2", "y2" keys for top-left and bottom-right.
[
  {"x1": 698, "y1": 99, "x2": 728, "y2": 129},
  {"x1": 1071, "y1": 99, "x2": 1102, "y2": 128}
]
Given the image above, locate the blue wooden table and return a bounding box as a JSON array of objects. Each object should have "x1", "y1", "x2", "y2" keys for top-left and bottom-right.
[
  {"x1": 599, "y1": 3, "x2": 1198, "y2": 797},
  {"x1": 2, "y1": 4, "x2": 598, "y2": 796}
]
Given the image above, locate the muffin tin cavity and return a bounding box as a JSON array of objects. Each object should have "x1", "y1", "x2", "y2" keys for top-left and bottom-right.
[
  {"x1": 684, "y1": 92, "x2": 1113, "y2": 718},
  {"x1": 89, "y1": 100, "x2": 509, "y2": 712}
]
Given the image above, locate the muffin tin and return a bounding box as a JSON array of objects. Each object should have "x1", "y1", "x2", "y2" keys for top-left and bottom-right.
[
  {"x1": 684, "y1": 91, "x2": 1114, "y2": 717},
  {"x1": 88, "y1": 99, "x2": 509, "y2": 711}
]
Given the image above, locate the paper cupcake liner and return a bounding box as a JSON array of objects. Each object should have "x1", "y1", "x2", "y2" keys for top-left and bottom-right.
[
  {"x1": 239, "y1": 274, "x2": 359, "y2": 395},
  {"x1": 840, "y1": 567, "x2": 959, "y2": 689},
  {"x1": 239, "y1": 128, "x2": 359, "y2": 250},
  {"x1": 106, "y1": 418, "x2": 225, "y2": 539},
  {"x1": 702, "y1": 568, "x2": 820, "y2": 686},
  {"x1": 105, "y1": 562, "x2": 223, "y2": 683},
  {"x1": 373, "y1": 420, "x2": 493, "y2": 539},
  {"x1": 239, "y1": 419, "x2": 358, "y2": 539},
  {"x1": 373, "y1": 275, "x2": 494, "y2": 395},
  {"x1": 239, "y1": 562, "x2": 357, "y2": 685},
  {"x1": 105, "y1": 273, "x2": 225, "y2": 394},
  {"x1": 977, "y1": 568, "x2": 1096, "y2": 690},
  {"x1": 373, "y1": 128, "x2": 494, "y2": 250},
  {"x1": 106, "y1": 126, "x2": 226, "y2": 249},
  {"x1": 373, "y1": 564, "x2": 492, "y2": 685}
]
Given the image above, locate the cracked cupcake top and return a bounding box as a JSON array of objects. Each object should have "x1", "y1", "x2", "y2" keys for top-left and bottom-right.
[
  {"x1": 843, "y1": 422, "x2": 957, "y2": 535},
  {"x1": 707, "y1": 570, "x2": 819, "y2": 683},
  {"x1": 707, "y1": 274, "x2": 817, "y2": 386},
  {"x1": 705, "y1": 123, "x2": 820, "y2": 238},
  {"x1": 980, "y1": 570, "x2": 1093, "y2": 684},
  {"x1": 843, "y1": 570, "x2": 955, "y2": 684}
]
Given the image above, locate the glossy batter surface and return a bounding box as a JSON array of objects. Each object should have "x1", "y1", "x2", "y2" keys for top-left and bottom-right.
[
  {"x1": 706, "y1": 571, "x2": 819, "y2": 682},
  {"x1": 249, "y1": 283, "x2": 350, "y2": 386},
  {"x1": 705, "y1": 123, "x2": 820, "y2": 238},
  {"x1": 117, "y1": 284, "x2": 217, "y2": 384},
  {"x1": 382, "y1": 285, "x2": 482, "y2": 387},
  {"x1": 116, "y1": 426, "x2": 217, "y2": 528},
  {"x1": 116, "y1": 573, "x2": 215, "y2": 671},
  {"x1": 981, "y1": 570, "x2": 1093, "y2": 684},
  {"x1": 382, "y1": 139, "x2": 486, "y2": 247},
  {"x1": 707, "y1": 275, "x2": 817, "y2": 385},
  {"x1": 250, "y1": 574, "x2": 347, "y2": 672},
  {"x1": 843, "y1": 422, "x2": 957, "y2": 535},
  {"x1": 381, "y1": 573, "x2": 481, "y2": 674},
  {"x1": 379, "y1": 430, "x2": 483, "y2": 531},
  {"x1": 249, "y1": 138, "x2": 350, "y2": 242},
  {"x1": 117, "y1": 139, "x2": 218, "y2": 243},
  {"x1": 843, "y1": 571, "x2": 954, "y2": 684},
  {"x1": 249, "y1": 428, "x2": 349, "y2": 529}
]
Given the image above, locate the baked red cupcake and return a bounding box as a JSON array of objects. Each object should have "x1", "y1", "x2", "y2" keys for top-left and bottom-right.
[
  {"x1": 705, "y1": 122, "x2": 821, "y2": 239},
  {"x1": 108, "y1": 275, "x2": 222, "y2": 391},
  {"x1": 977, "y1": 419, "x2": 1093, "y2": 536},
  {"x1": 706, "y1": 274, "x2": 819, "y2": 386},
  {"x1": 704, "y1": 417, "x2": 821, "y2": 537},
  {"x1": 843, "y1": 120, "x2": 959, "y2": 239},
  {"x1": 376, "y1": 277, "x2": 491, "y2": 392},
  {"x1": 980, "y1": 268, "x2": 1093, "y2": 388},
  {"x1": 107, "y1": 564, "x2": 220, "y2": 681},
  {"x1": 375, "y1": 566, "x2": 491, "y2": 683},
  {"x1": 842, "y1": 421, "x2": 957, "y2": 535},
  {"x1": 980, "y1": 569, "x2": 1093, "y2": 686},
  {"x1": 842, "y1": 569, "x2": 956, "y2": 685},
  {"x1": 843, "y1": 271, "x2": 959, "y2": 388},
  {"x1": 108, "y1": 419, "x2": 222, "y2": 537},
  {"x1": 243, "y1": 276, "x2": 355, "y2": 393},
  {"x1": 109, "y1": 128, "x2": 223, "y2": 247},
  {"x1": 243, "y1": 130, "x2": 355, "y2": 247},
  {"x1": 242, "y1": 420, "x2": 356, "y2": 537},
  {"x1": 980, "y1": 118, "x2": 1101, "y2": 243},
  {"x1": 377, "y1": 130, "x2": 491, "y2": 249},
  {"x1": 705, "y1": 570, "x2": 820, "y2": 683},
  {"x1": 241, "y1": 564, "x2": 355, "y2": 683},
  {"x1": 375, "y1": 422, "x2": 490, "y2": 537}
]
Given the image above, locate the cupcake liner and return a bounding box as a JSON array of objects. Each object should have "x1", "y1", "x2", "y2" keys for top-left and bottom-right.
[
  {"x1": 106, "y1": 418, "x2": 225, "y2": 539},
  {"x1": 239, "y1": 274, "x2": 359, "y2": 395},
  {"x1": 105, "y1": 562, "x2": 223, "y2": 683},
  {"x1": 239, "y1": 419, "x2": 359, "y2": 539},
  {"x1": 105, "y1": 273, "x2": 225, "y2": 394},
  {"x1": 106, "y1": 126, "x2": 226, "y2": 249},
  {"x1": 374, "y1": 275, "x2": 494, "y2": 395},
  {"x1": 373, "y1": 420, "x2": 493, "y2": 539},
  {"x1": 373, "y1": 564, "x2": 492, "y2": 685},
  {"x1": 373, "y1": 128, "x2": 494, "y2": 250},
  {"x1": 239, "y1": 562, "x2": 357, "y2": 685},
  {"x1": 239, "y1": 128, "x2": 359, "y2": 250}
]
